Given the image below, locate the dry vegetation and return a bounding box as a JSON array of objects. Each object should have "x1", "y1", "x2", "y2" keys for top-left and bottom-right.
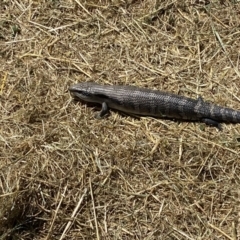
[{"x1": 1, "y1": 0, "x2": 240, "y2": 239}]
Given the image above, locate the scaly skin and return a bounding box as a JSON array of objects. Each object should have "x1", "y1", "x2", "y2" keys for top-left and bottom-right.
[{"x1": 69, "y1": 82, "x2": 240, "y2": 129}]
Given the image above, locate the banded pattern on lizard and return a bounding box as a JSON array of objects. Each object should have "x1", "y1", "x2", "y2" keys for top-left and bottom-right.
[{"x1": 69, "y1": 82, "x2": 240, "y2": 129}]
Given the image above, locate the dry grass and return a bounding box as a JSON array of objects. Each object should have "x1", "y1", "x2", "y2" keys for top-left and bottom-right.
[{"x1": 1, "y1": 0, "x2": 240, "y2": 239}]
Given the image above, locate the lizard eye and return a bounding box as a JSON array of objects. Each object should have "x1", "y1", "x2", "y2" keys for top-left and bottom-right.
[{"x1": 80, "y1": 91, "x2": 90, "y2": 96}]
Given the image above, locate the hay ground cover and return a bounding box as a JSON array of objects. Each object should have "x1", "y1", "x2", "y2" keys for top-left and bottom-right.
[{"x1": 1, "y1": 0, "x2": 240, "y2": 239}]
